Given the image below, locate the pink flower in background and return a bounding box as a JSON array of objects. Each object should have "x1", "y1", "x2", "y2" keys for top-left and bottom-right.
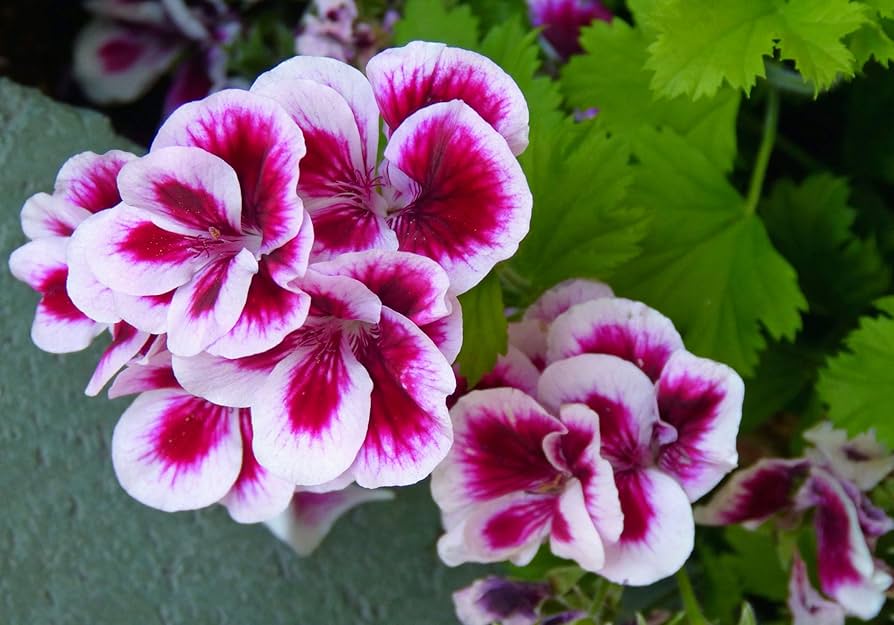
[
  {"x1": 453, "y1": 576, "x2": 582, "y2": 625},
  {"x1": 527, "y1": 0, "x2": 612, "y2": 59},
  {"x1": 74, "y1": 0, "x2": 239, "y2": 112},
  {"x1": 295, "y1": 0, "x2": 398, "y2": 68},
  {"x1": 433, "y1": 280, "x2": 744, "y2": 585},
  {"x1": 251, "y1": 41, "x2": 531, "y2": 294}
]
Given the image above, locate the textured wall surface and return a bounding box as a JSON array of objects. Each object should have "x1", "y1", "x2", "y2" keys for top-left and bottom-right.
[{"x1": 0, "y1": 79, "x2": 481, "y2": 625}]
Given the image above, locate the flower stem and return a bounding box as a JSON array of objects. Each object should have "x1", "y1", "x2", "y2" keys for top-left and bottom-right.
[
  {"x1": 676, "y1": 569, "x2": 710, "y2": 625},
  {"x1": 743, "y1": 87, "x2": 780, "y2": 217}
]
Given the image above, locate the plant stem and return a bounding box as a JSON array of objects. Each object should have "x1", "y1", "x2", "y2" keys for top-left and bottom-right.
[
  {"x1": 744, "y1": 87, "x2": 780, "y2": 216},
  {"x1": 676, "y1": 569, "x2": 710, "y2": 625}
]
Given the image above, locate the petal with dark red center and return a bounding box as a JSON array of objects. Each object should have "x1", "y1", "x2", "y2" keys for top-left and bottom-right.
[
  {"x1": 307, "y1": 203, "x2": 397, "y2": 260},
  {"x1": 220, "y1": 410, "x2": 295, "y2": 523},
  {"x1": 656, "y1": 350, "x2": 743, "y2": 501},
  {"x1": 252, "y1": 327, "x2": 373, "y2": 485},
  {"x1": 166, "y1": 249, "x2": 258, "y2": 357},
  {"x1": 366, "y1": 42, "x2": 529, "y2": 155},
  {"x1": 265, "y1": 486, "x2": 394, "y2": 556},
  {"x1": 299, "y1": 269, "x2": 382, "y2": 323},
  {"x1": 600, "y1": 467, "x2": 694, "y2": 585},
  {"x1": 788, "y1": 552, "x2": 846, "y2": 625},
  {"x1": 85, "y1": 323, "x2": 151, "y2": 396},
  {"x1": 432, "y1": 388, "x2": 565, "y2": 524},
  {"x1": 117, "y1": 146, "x2": 243, "y2": 236},
  {"x1": 422, "y1": 294, "x2": 463, "y2": 363},
  {"x1": 206, "y1": 266, "x2": 310, "y2": 359},
  {"x1": 798, "y1": 468, "x2": 893, "y2": 619},
  {"x1": 85, "y1": 206, "x2": 205, "y2": 296},
  {"x1": 66, "y1": 211, "x2": 121, "y2": 324},
  {"x1": 111, "y1": 389, "x2": 242, "y2": 512},
  {"x1": 524, "y1": 278, "x2": 614, "y2": 323},
  {"x1": 312, "y1": 250, "x2": 451, "y2": 325},
  {"x1": 55, "y1": 149, "x2": 135, "y2": 213},
  {"x1": 383, "y1": 101, "x2": 532, "y2": 293},
  {"x1": 804, "y1": 422, "x2": 894, "y2": 492},
  {"x1": 547, "y1": 298, "x2": 684, "y2": 380},
  {"x1": 351, "y1": 308, "x2": 455, "y2": 487},
  {"x1": 476, "y1": 346, "x2": 541, "y2": 397},
  {"x1": 538, "y1": 354, "x2": 659, "y2": 468},
  {"x1": 253, "y1": 56, "x2": 379, "y2": 170},
  {"x1": 694, "y1": 458, "x2": 810, "y2": 527},
  {"x1": 9, "y1": 238, "x2": 104, "y2": 353},
  {"x1": 557, "y1": 403, "x2": 623, "y2": 543},
  {"x1": 152, "y1": 89, "x2": 307, "y2": 254},
  {"x1": 73, "y1": 20, "x2": 182, "y2": 104},
  {"x1": 550, "y1": 478, "x2": 605, "y2": 571},
  {"x1": 21, "y1": 193, "x2": 90, "y2": 239}
]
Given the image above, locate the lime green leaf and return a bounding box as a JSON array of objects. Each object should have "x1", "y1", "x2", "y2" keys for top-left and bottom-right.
[
  {"x1": 848, "y1": 19, "x2": 894, "y2": 66},
  {"x1": 455, "y1": 271, "x2": 508, "y2": 386},
  {"x1": 562, "y1": 19, "x2": 740, "y2": 170},
  {"x1": 613, "y1": 127, "x2": 806, "y2": 375},
  {"x1": 737, "y1": 602, "x2": 758, "y2": 625},
  {"x1": 644, "y1": 0, "x2": 866, "y2": 98},
  {"x1": 723, "y1": 526, "x2": 789, "y2": 601},
  {"x1": 699, "y1": 545, "x2": 743, "y2": 623},
  {"x1": 511, "y1": 119, "x2": 650, "y2": 297},
  {"x1": 393, "y1": 0, "x2": 480, "y2": 48},
  {"x1": 865, "y1": 0, "x2": 894, "y2": 18},
  {"x1": 761, "y1": 175, "x2": 890, "y2": 318},
  {"x1": 818, "y1": 297, "x2": 894, "y2": 445}
]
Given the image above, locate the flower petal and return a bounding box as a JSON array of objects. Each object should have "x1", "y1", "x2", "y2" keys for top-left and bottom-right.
[
  {"x1": 251, "y1": 327, "x2": 373, "y2": 485},
  {"x1": 453, "y1": 576, "x2": 550, "y2": 625},
  {"x1": 600, "y1": 468, "x2": 695, "y2": 586},
  {"x1": 798, "y1": 468, "x2": 893, "y2": 619},
  {"x1": 265, "y1": 486, "x2": 394, "y2": 556},
  {"x1": 21, "y1": 193, "x2": 90, "y2": 239},
  {"x1": 85, "y1": 323, "x2": 151, "y2": 397},
  {"x1": 550, "y1": 478, "x2": 605, "y2": 572},
  {"x1": 383, "y1": 100, "x2": 532, "y2": 293},
  {"x1": 114, "y1": 291, "x2": 173, "y2": 334},
  {"x1": 166, "y1": 248, "x2": 259, "y2": 357},
  {"x1": 694, "y1": 458, "x2": 810, "y2": 527},
  {"x1": 108, "y1": 344, "x2": 179, "y2": 397},
  {"x1": 528, "y1": 0, "x2": 613, "y2": 60},
  {"x1": 508, "y1": 318, "x2": 548, "y2": 371},
  {"x1": 476, "y1": 346, "x2": 541, "y2": 397},
  {"x1": 300, "y1": 269, "x2": 382, "y2": 323},
  {"x1": 66, "y1": 211, "x2": 121, "y2": 324},
  {"x1": 9, "y1": 238, "x2": 104, "y2": 353},
  {"x1": 547, "y1": 298, "x2": 684, "y2": 380},
  {"x1": 111, "y1": 389, "x2": 242, "y2": 512},
  {"x1": 206, "y1": 266, "x2": 310, "y2": 359},
  {"x1": 264, "y1": 209, "x2": 314, "y2": 289},
  {"x1": 804, "y1": 422, "x2": 894, "y2": 492},
  {"x1": 656, "y1": 350, "x2": 744, "y2": 501},
  {"x1": 422, "y1": 294, "x2": 463, "y2": 363},
  {"x1": 350, "y1": 308, "x2": 455, "y2": 487},
  {"x1": 538, "y1": 354, "x2": 660, "y2": 468},
  {"x1": 366, "y1": 41, "x2": 529, "y2": 155},
  {"x1": 252, "y1": 55, "x2": 379, "y2": 171},
  {"x1": 117, "y1": 146, "x2": 243, "y2": 236},
  {"x1": 73, "y1": 20, "x2": 182, "y2": 104},
  {"x1": 788, "y1": 552, "x2": 846, "y2": 625},
  {"x1": 524, "y1": 278, "x2": 614, "y2": 323},
  {"x1": 312, "y1": 250, "x2": 451, "y2": 325},
  {"x1": 55, "y1": 149, "x2": 135, "y2": 213},
  {"x1": 152, "y1": 89, "x2": 307, "y2": 254},
  {"x1": 220, "y1": 410, "x2": 295, "y2": 523}
]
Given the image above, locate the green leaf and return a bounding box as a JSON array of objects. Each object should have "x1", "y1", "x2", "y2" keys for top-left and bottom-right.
[
  {"x1": 737, "y1": 602, "x2": 758, "y2": 625},
  {"x1": 723, "y1": 526, "x2": 789, "y2": 601},
  {"x1": 613, "y1": 127, "x2": 806, "y2": 375},
  {"x1": 562, "y1": 19, "x2": 740, "y2": 170},
  {"x1": 455, "y1": 271, "x2": 508, "y2": 386},
  {"x1": 393, "y1": 0, "x2": 480, "y2": 48},
  {"x1": 699, "y1": 545, "x2": 743, "y2": 623},
  {"x1": 847, "y1": 18, "x2": 894, "y2": 67},
  {"x1": 817, "y1": 297, "x2": 894, "y2": 445},
  {"x1": 644, "y1": 0, "x2": 866, "y2": 98},
  {"x1": 761, "y1": 175, "x2": 891, "y2": 318}
]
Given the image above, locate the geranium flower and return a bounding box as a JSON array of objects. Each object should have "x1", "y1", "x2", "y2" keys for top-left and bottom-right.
[
  {"x1": 108, "y1": 340, "x2": 295, "y2": 521},
  {"x1": 265, "y1": 486, "x2": 394, "y2": 555},
  {"x1": 527, "y1": 0, "x2": 612, "y2": 59},
  {"x1": 697, "y1": 424, "x2": 894, "y2": 621},
  {"x1": 173, "y1": 250, "x2": 457, "y2": 489},
  {"x1": 250, "y1": 41, "x2": 532, "y2": 293},
  {"x1": 74, "y1": 89, "x2": 314, "y2": 359},
  {"x1": 74, "y1": 0, "x2": 239, "y2": 113},
  {"x1": 453, "y1": 576, "x2": 586, "y2": 625},
  {"x1": 295, "y1": 0, "x2": 396, "y2": 68}
]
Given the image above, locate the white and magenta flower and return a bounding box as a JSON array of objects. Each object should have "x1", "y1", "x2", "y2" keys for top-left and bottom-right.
[
  {"x1": 251, "y1": 41, "x2": 532, "y2": 294},
  {"x1": 295, "y1": 0, "x2": 397, "y2": 68},
  {"x1": 173, "y1": 250, "x2": 458, "y2": 489},
  {"x1": 527, "y1": 0, "x2": 612, "y2": 60},
  {"x1": 697, "y1": 424, "x2": 894, "y2": 621},
  {"x1": 452, "y1": 576, "x2": 586, "y2": 625},
  {"x1": 433, "y1": 281, "x2": 744, "y2": 585},
  {"x1": 75, "y1": 89, "x2": 313, "y2": 359}
]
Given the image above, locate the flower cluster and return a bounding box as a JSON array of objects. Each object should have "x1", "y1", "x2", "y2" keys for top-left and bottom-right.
[
  {"x1": 10, "y1": 43, "x2": 531, "y2": 527},
  {"x1": 697, "y1": 423, "x2": 894, "y2": 623},
  {"x1": 295, "y1": 0, "x2": 398, "y2": 68},
  {"x1": 432, "y1": 280, "x2": 744, "y2": 585},
  {"x1": 74, "y1": 0, "x2": 241, "y2": 115}
]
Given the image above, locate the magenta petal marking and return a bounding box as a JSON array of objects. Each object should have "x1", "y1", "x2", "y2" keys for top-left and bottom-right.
[
  {"x1": 482, "y1": 496, "x2": 556, "y2": 552},
  {"x1": 20, "y1": 193, "x2": 90, "y2": 239},
  {"x1": 453, "y1": 577, "x2": 550, "y2": 625},
  {"x1": 528, "y1": 0, "x2": 613, "y2": 59},
  {"x1": 422, "y1": 294, "x2": 463, "y2": 363},
  {"x1": 788, "y1": 552, "x2": 846, "y2": 625},
  {"x1": 55, "y1": 149, "x2": 135, "y2": 213},
  {"x1": 300, "y1": 269, "x2": 382, "y2": 323},
  {"x1": 383, "y1": 101, "x2": 532, "y2": 293},
  {"x1": 265, "y1": 210, "x2": 314, "y2": 289},
  {"x1": 85, "y1": 323, "x2": 151, "y2": 397},
  {"x1": 476, "y1": 346, "x2": 541, "y2": 397},
  {"x1": 108, "y1": 349, "x2": 180, "y2": 398}
]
